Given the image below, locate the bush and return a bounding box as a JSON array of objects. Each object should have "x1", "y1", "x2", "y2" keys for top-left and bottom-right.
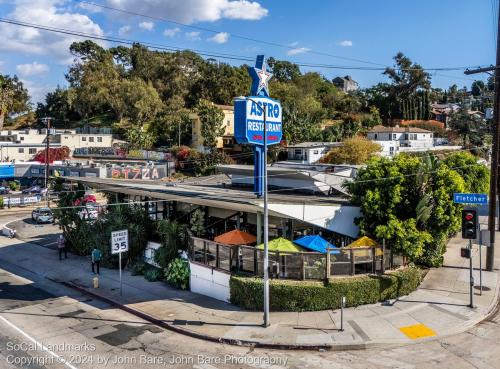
[
  {"x1": 164, "y1": 258, "x2": 190, "y2": 290},
  {"x1": 0, "y1": 197, "x2": 3, "y2": 209},
  {"x1": 230, "y1": 267, "x2": 425, "y2": 312},
  {"x1": 131, "y1": 261, "x2": 147, "y2": 276},
  {"x1": 144, "y1": 268, "x2": 162, "y2": 282},
  {"x1": 8, "y1": 181, "x2": 20, "y2": 191}
]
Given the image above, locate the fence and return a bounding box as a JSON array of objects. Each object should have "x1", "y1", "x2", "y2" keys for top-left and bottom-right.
[
  {"x1": 188, "y1": 236, "x2": 397, "y2": 280},
  {"x1": 73, "y1": 147, "x2": 172, "y2": 161}
]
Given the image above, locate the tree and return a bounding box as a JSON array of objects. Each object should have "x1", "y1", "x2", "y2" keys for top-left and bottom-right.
[
  {"x1": 448, "y1": 107, "x2": 483, "y2": 146},
  {"x1": 0, "y1": 75, "x2": 30, "y2": 130},
  {"x1": 320, "y1": 137, "x2": 381, "y2": 165},
  {"x1": 190, "y1": 208, "x2": 206, "y2": 237},
  {"x1": 154, "y1": 220, "x2": 187, "y2": 269},
  {"x1": 444, "y1": 152, "x2": 490, "y2": 194},
  {"x1": 346, "y1": 154, "x2": 467, "y2": 266},
  {"x1": 471, "y1": 80, "x2": 485, "y2": 97},
  {"x1": 126, "y1": 126, "x2": 156, "y2": 150},
  {"x1": 197, "y1": 99, "x2": 224, "y2": 153},
  {"x1": 33, "y1": 147, "x2": 70, "y2": 163},
  {"x1": 267, "y1": 57, "x2": 301, "y2": 82}
]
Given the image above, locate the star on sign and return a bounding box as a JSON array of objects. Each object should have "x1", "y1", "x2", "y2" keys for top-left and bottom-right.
[{"x1": 257, "y1": 69, "x2": 272, "y2": 94}]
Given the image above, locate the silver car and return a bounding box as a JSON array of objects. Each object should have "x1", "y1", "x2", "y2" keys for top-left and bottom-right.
[{"x1": 32, "y1": 207, "x2": 54, "y2": 224}]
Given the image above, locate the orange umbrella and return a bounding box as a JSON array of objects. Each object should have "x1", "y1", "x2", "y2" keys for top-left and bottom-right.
[{"x1": 214, "y1": 229, "x2": 257, "y2": 245}]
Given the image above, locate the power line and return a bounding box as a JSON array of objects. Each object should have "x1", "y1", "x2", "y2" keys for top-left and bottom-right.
[{"x1": 0, "y1": 17, "x2": 489, "y2": 75}]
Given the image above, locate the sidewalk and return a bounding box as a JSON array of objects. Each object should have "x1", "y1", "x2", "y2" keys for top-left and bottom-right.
[{"x1": 0, "y1": 223, "x2": 498, "y2": 349}]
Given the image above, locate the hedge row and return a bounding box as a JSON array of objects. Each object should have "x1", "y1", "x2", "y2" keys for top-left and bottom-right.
[{"x1": 229, "y1": 267, "x2": 425, "y2": 312}]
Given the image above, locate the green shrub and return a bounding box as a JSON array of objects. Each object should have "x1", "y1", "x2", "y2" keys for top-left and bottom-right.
[
  {"x1": 8, "y1": 181, "x2": 20, "y2": 191},
  {"x1": 144, "y1": 268, "x2": 162, "y2": 282},
  {"x1": 230, "y1": 267, "x2": 425, "y2": 312},
  {"x1": 131, "y1": 261, "x2": 147, "y2": 276},
  {"x1": 0, "y1": 197, "x2": 3, "y2": 209},
  {"x1": 164, "y1": 258, "x2": 190, "y2": 290}
]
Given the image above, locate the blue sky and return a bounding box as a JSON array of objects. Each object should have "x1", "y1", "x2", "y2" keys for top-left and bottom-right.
[{"x1": 0, "y1": 0, "x2": 496, "y2": 104}]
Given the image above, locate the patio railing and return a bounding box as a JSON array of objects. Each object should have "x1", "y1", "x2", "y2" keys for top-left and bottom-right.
[{"x1": 188, "y1": 236, "x2": 402, "y2": 280}]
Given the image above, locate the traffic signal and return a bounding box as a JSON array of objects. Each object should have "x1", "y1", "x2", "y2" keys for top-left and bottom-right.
[
  {"x1": 460, "y1": 247, "x2": 471, "y2": 258},
  {"x1": 461, "y1": 210, "x2": 478, "y2": 239}
]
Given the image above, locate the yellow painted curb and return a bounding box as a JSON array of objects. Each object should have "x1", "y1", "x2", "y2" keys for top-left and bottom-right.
[{"x1": 399, "y1": 324, "x2": 436, "y2": 339}]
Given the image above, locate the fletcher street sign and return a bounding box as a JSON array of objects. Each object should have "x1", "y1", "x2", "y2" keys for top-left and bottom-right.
[{"x1": 453, "y1": 193, "x2": 488, "y2": 205}]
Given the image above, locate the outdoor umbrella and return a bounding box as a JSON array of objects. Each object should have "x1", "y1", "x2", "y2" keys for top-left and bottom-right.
[
  {"x1": 256, "y1": 237, "x2": 304, "y2": 253},
  {"x1": 346, "y1": 236, "x2": 383, "y2": 256},
  {"x1": 294, "y1": 235, "x2": 340, "y2": 254},
  {"x1": 214, "y1": 229, "x2": 257, "y2": 245}
]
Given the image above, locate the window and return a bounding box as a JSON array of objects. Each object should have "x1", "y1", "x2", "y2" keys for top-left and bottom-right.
[
  {"x1": 20, "y1": 137, "x2": 24, "y2": 141},
  {"x1": 313, "y1": 150, "x2": 319, "y2": 155},
  {"x1": 82, "y1": 137, "x2": 87, "y2": 141},
  {"x1": 29, "y1": 148, "x2": 37, "y2": 154},
  {"x1": 97, "y1": 137, "x2": 102, "y2": 143},
  {"x1": 18, "y1": 148, "x2": 24, "y2": 153},
  {"x1": 374, "y1": 134, "x2": 378, "y2": 139},
  {"x1": 392, "y1": 134, "x2": 397, "y2": 140},
  {"x1": 89, "y1": 137, "x2": 94, "y2": 143},
  {"x1": 389, "y1": 146, "x2": 395, "y2": 155},
  {"x1": 227, "y1": 120, "x2": 231, "y2": 127}
]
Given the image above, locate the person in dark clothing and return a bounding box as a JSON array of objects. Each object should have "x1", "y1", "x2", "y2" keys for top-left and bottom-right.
[
  {"x1": 57, "y1": 235, "x2": 67, "y2": 260},
  {"x1": 91, "y1": 247, "x2": 102, "y2": 274}
]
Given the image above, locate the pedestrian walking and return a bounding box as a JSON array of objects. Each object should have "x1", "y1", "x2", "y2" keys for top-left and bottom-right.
[
  {"x1": 91, "y1": 247, "x2": 102, "y2": 274},
  {"x1": 57, "y1": 234, "x2": 67, "y2": 260}
]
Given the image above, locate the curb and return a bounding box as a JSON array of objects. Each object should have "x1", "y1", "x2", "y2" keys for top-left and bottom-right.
[{"x1": 61, "y1": 281, "x2": 366, "y2": 351}]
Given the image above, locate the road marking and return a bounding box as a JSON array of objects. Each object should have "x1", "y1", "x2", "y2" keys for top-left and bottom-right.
[
  {"x1": 399, "y1": 323, "x2": 436, "y2": 339},
  {"x1": 0, "y1": 314, "x2": 79, "y2": 369}
]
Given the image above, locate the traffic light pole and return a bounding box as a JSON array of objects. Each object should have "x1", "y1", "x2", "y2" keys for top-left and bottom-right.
[{"x1": 469, "y1": 239, "x2": 474, "y2": 308}]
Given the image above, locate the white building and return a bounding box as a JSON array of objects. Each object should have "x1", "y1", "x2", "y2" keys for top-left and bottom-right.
[
  {"x1": 286, "y1": 142, "x2": 341, "y2": 164},
  {"x1": 366, "y1": 125, "x2": 434, "y2": 157},
  {"x1": 0, "y1": 128, "x2": 116, "y2": 162}
]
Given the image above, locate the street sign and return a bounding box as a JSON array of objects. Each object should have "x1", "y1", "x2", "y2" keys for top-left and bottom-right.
[
  {"x1": 234, "y1": 96, "x2": 283, "y2": 146},
  {"x1": 111, "y1": 229, "x2": 128, "y2": 255},
  {"x1": 453, "y1": 193, "x2": 488, "y2": 205}
]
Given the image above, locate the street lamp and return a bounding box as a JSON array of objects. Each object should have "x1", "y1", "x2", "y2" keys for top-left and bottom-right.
[{"x1": 239, "y1": 96, "x2": 270, "y2": 327}]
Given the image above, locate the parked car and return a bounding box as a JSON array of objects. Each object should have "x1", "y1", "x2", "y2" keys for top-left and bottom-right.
[
  {"x1": 22, "y1": 186, "x2": 44, "y2": 195},
  {"x1": 32, "y1": 207, "x2": 54, "y2": 224},
  {"x1": 78, "y1": 203, "x2": 99, "y2": 221},
  {"x1": 0, "y1": 186, "x2": 9, "y2": 195}
]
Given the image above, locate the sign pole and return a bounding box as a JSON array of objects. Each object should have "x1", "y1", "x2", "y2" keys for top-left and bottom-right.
[
  {"x1": 263, "y1": 105, "x2": 270, "y2": 328},
  {"x1": 479, "y1": 225, "x2": 483, "y2": 295},
  {"x1": 119, "y1": 251, "x2": 122, "y2": 296},
  {"x1": 469, "y1": 239, "x2": 474, "y2": 308}
]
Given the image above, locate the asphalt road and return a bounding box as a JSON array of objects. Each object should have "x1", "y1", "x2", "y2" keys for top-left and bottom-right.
[{"x1": 0, "y1": 211, "x2": 499, "y2": 368}]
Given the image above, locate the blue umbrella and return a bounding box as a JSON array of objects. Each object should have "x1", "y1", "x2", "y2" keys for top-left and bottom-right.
[{"x1": 294, "y1": 235, "x2": 340, "y2": 254}]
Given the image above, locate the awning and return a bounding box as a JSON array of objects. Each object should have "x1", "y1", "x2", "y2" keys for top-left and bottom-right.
[
  {"x1": 214, "y1": 229, "x2": 257, "y2": 245},
  {"x1": 256, "y1": 237, "x2": 304, "y2": 253},
  {"x1": 294, "y1": 235, "x2": 340, "y2": 254}
]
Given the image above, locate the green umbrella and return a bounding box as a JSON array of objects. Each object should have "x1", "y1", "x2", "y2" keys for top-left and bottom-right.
[{"x1": 256, "y1": 237, "x2": 304, "y2": 253}]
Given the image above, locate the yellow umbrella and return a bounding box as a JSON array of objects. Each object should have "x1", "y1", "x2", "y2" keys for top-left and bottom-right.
[{"x1": 346, "y1": 236, "x2": 383, "y2": 257}]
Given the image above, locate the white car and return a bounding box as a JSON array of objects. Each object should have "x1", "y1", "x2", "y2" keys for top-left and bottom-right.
[
  {"x1": 78, "y1": 204, "x2": 99, "y2": 221},
  {"x1": 32, "y1": 207, "x2": 54, "y2": 224}
]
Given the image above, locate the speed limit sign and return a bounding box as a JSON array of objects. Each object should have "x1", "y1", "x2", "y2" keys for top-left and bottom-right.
[{"x1": 111, "y1": 229, "x2": 129, "y2": 254}]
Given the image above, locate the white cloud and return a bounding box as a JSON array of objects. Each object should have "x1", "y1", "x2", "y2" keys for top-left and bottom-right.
[
  {"x1": 289, "y1": 41, "x2": 298, "y2": 47},
  {"x1": 163, "y1": 27, "x2": 180, "y2": 37},
  {"x1": 16, "y1": 62, "x2": 49, "y2": 76},
  {"x1": 287, "y1": 47, "x2": 310, "y2": 56},
  {"x1": 208, "y1": 32, "x2": 229, "y2": 44},
  {"x1": 339, "y1": 40, "x2": 353, "y2": 47},
  {"x1": 118, "y1": 25, "x2": 131, "y2": 36},
  {"x1": 185, "y1": 31, "x2": 201, "y2": 41},
  {"x1": 105, "y1": 0, "x2": 268, "y2": 24},
  {"x1": 139, "y1": 21, "x2": 154, "y2": 31},
  {"x1": 0, "y1": 0, "x2": 105, "y2": 63},
  {"x1": 78, "y1": 2, "x2": 102, "y2": 13},
  {"x1": 20, "y1": 78, "x2": 52, "y2": 104}
]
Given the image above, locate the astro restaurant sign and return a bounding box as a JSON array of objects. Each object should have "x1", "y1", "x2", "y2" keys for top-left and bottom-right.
[
  {"x1": 234, "y1": 55, "x2": 283, "y2": 196},
  {"x1": 234, "y1": 55, "x2": 282, "y2": 146},
  {"x1": 234, "y1": 97, "x2": 282, "y2": 145}
]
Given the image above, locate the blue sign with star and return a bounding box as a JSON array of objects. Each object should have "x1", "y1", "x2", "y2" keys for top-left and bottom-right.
[{"x1": 234, "y1": 55, "x2": 283, "y2": 146}]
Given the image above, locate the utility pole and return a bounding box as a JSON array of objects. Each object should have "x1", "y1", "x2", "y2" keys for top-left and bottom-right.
[
  {"x1": 40, "y1": 117, "x2": 52, "y2": 190},
  {"x1": 464, "y1": 5, "x2": 500, "y2": 270}
]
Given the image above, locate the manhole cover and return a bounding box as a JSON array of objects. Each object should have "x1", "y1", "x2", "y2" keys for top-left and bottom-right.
[{"x1": 474, "y1": 286, "x2": 491, "y2": 291}]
